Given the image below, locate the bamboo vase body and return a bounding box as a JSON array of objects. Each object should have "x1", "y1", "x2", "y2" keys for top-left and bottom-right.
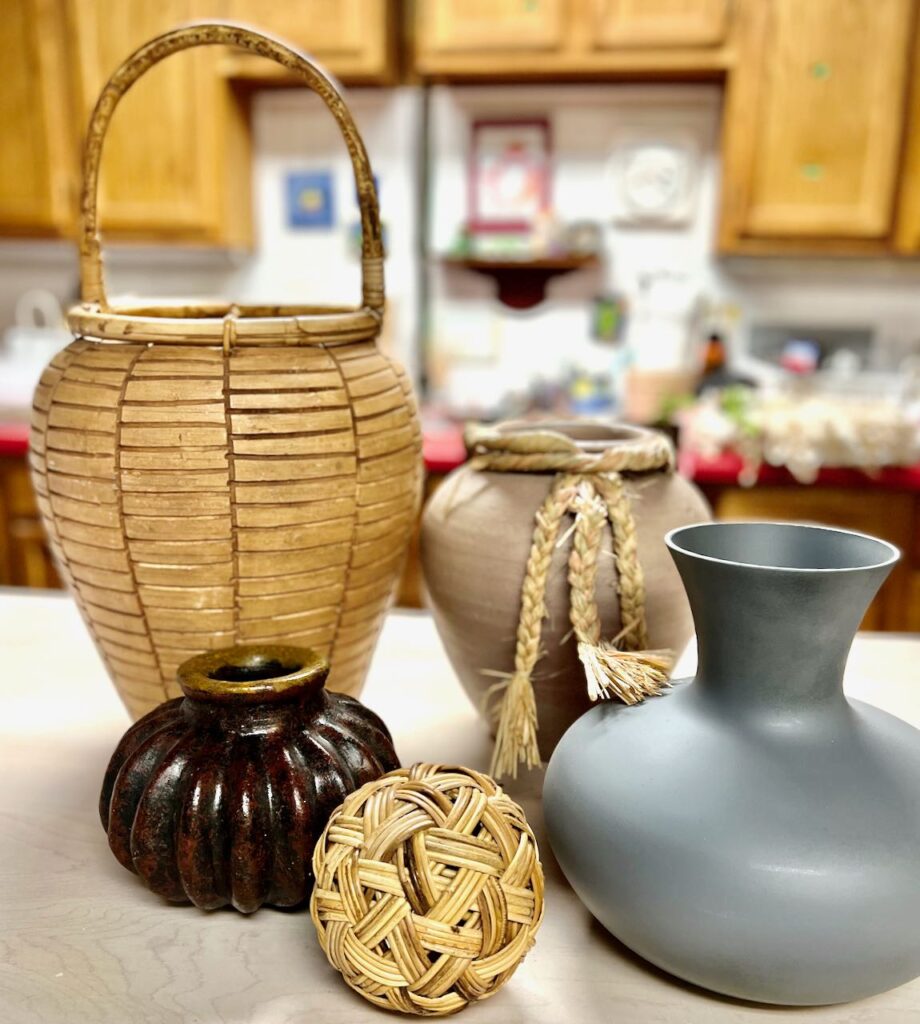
[
  {"x1": 545, "y1": 523, "x2": 920, "y2": 1005},
  {"x1": 29, "y1": 25, "x2": 422, "y2": 718},
  {"x1": 420, "y1": 422, "x2": 710, "y2": 759},
  {"x1": 32, "y1": 334, "x2": 421, "y2": 718}
]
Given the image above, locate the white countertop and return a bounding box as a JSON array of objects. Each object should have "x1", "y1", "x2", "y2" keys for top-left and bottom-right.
[{"x1": 1, "y1": 589, "x2": 919, "y2": 1024}]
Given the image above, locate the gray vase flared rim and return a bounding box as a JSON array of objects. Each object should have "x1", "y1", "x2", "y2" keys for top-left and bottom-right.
[{"x1": 665, "y1": 521, "x2": 900, "y2": 574}]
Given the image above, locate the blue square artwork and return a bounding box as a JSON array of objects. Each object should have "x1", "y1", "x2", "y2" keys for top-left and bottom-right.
[{"x1": 285, "y1": 170, "x2": 335, "y2": 229}]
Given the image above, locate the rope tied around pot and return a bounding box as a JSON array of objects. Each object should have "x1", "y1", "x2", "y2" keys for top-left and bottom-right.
[{"x1": 466, "y1": 425, "x2": 676, "y2": 779}]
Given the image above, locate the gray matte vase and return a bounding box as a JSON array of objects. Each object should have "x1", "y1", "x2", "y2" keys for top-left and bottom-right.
[{"x1": 544, "y1": 521, "x2": 920, "y2": 1006}]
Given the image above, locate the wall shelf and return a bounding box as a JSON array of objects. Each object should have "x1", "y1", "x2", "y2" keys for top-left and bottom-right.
[{"x1": 440, "y1": 254, "x2": 600, "y2": 309}]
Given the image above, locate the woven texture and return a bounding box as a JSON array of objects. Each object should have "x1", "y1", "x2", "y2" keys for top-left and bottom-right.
[
  {"x1": 310, "y1": 763, "x2": 544, "y2": 1016},
  {"x1": 29, "y1": 24, "x2": 422, "y2": 719},
  {"x1": 31, "y1": 338, "x2": 421, "y2": 719}
]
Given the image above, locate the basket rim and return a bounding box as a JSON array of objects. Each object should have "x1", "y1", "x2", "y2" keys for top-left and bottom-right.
[{"x1": 67, "y1": 301, "x2": 381, "y2": 346}]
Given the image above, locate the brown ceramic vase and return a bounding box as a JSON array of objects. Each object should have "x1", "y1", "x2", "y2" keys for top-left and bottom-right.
[
  {"x1": 100, "y1": 643, "x2": 399, "y2": 913},
  {"x1": 420, "y1": 421, "x2": 710, "y2": 760}
]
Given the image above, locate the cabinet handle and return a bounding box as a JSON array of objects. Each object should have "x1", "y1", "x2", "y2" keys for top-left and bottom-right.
[{"x1": 78, "y1": 22, "x2": 384, "y2": 315}]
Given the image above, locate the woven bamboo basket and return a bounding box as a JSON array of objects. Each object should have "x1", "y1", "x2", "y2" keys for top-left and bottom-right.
[{"x1": 29, "y1": 24, "x2": 422, "y2": 720}]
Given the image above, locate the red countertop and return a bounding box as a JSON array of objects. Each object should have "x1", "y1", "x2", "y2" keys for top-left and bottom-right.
[
  {"x1": 420, "y1": 421, "x2": 920, "y2": 491},
  {"x1": 0, "y1": 422, "x2": 29, "y2": 458},
  {"x1": 677, "y1": 448, "x2": 920, "y2": 491}
]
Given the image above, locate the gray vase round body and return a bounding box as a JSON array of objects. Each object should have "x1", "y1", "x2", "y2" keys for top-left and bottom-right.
[{"x1": 544, "y1": 521, "x2": 920, "y2": 1006}]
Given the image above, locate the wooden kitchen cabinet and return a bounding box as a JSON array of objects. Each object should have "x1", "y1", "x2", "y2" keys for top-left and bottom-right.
[
  {"x1": 590, "y1": 0, "x2": 729, "y2": 49},
  {"x1": 221, "y1": 0, "x2": 396, "y2": 82},
  {"x1": 1, "y1": 0, "x2": 396, "y2": 242},
  {"x1": 895, "y1": 13, "x2": 920, "y2": 252},
  {"x1": 417, "y1": 0, "x2": 566, "y2": 55},
  {"x1": 706, "y1": 484, "x2": 919, "y2": 631},
  {"x1": 719, "y1": 0, "x2": 915, "y2": 253},
  {"x1": 65, "y1": 0, "x2": 251, "y2": 245},
  {"x1": 413, "y1": 0, "x2": 738, "y2": 78},
  {"x1": 0, "y1": 0, "x2": 76, "y2": 238},
  {"x1": 0, "y1": 457, "x2": 59, "y2": 590},
  {"x1": 0, "y1": 0, "x2": 251, "y2": 243}
]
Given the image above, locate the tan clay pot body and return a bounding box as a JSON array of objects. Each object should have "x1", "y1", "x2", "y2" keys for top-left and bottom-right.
[{"x1": 420, "y1": 422, "x2": 710, "y2": 759}]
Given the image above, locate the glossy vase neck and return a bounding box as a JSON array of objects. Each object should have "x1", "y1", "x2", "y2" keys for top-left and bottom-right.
[
  {"x1": 667, "y1": 523, "x2": 898, "y2": 719},
  {"x1": 176, "y1": 643, "x2": 329, "y2": 708}
]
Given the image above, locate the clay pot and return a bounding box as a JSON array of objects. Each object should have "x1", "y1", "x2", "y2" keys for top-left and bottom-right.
[
  {"x1": 99, "y1": 643, "x2": 399, "y2": 913},
  {"x1": 545, "y1": 523, "x2": 920, "y2": 1005},
  {"x1": 420, "y1": 420, "x2": 710, "y2": 759}
]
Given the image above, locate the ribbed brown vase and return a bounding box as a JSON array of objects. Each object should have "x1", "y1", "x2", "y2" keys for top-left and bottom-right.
[
  {"x1": 29, "y1": 25, "x2": 422, "y2": 719},
  {"x1": 100, "y1": 643, "x2": 400, "y2": 912},
  {"x1": 420, "y1": 420, "x2": 711, "y2": 760}
]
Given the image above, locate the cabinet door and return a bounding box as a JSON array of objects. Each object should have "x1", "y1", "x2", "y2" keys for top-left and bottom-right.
[
  {"x1": 67, "y1": 0, "x2": 250, "y2": 244},
  {"x1": 0, "y1": 457, "x2": 61, "y2": 589},
  {"x1": 0, "y1": 0, "x2": 75, "y2": 237},
  {"x1": 895, "y1": 18, "x2": 920, "y2": 252},
  {"x1": 223, "y1": 0, "x2": 392, "y2": 81},
  {"x1": 712, "y1": 486, "x2": 915, "y2": 631},
  {"x1": 591, "y1": 0, "x2": 729, "y2": 49},
  {"x1": 417, "y1": 0, "x2": 565, "y2": 54},
  {"x1": 720, "y1": 0, "x2": 912, "y2": 247}
]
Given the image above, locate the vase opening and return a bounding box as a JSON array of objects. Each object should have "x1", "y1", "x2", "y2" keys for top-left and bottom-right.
[
  {"x1": 209, "y1": 657, "x2": 301, "y2": 683},
  {"x1": 177, "y1": 644, "x2": 329, "y2": 703},
  {"x1": 666, "y1": 521, "x2": 899, "y2": 573},
  {"x1": 495, "y1": 419, "x2": 653, "y2": 453}
]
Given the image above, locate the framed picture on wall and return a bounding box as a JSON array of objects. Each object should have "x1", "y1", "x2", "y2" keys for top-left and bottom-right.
[
  {"x1": 285, "y1": 169, "x2": 335, "y2": 229},
  {"x1": 469, "y1": 118, "x2": 551, "y2": 233}
]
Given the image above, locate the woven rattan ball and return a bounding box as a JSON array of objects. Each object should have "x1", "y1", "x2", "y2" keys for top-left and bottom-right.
[{"x1": 310, "y1": 763, "x2": 545, "y2": 1016}]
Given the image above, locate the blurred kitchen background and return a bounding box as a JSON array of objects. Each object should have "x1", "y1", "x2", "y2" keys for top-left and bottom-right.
[{"x1": 2, "y1": 0, "x2": 920, "y2": 629}]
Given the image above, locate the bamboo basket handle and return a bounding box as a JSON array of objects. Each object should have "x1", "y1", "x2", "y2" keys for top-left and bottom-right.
[{"x1": 79, "y1": 22, "x2": 384, "y2": 314}]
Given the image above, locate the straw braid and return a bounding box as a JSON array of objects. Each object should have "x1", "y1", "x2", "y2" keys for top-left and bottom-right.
[
  {"x1": 594, "y1": 473, "x2": 648, "y2": 651},
  {"x1": 473, "y1": 423, "x2": 675, "y2": 778},
  {"x1": 467, "y1": 425, "x2": 673, "y2": 476},
  {"x1": 567, "y1": 482, "x2": 610, "y2": 699},
  {"x1": 567, "y1": 483, "x2": 606, "y2": 649},
  {"x1": 490, "y1": 474, "x2": 578, "y2": 780}
]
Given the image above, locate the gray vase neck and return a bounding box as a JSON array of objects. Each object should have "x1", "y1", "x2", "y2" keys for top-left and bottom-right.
[{"x1": 667, "y1": 523, "x2": 898, "y2": 720}]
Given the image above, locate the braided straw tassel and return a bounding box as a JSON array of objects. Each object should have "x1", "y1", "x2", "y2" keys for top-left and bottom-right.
[
  {"x1": 588, "y1": 474, "x2": 674, "y2": 700},
  {"x1": 566, "y1": 480, "x2": 673, "y2": 704},
  {"x1": 489, "y1": 474, "x2": 578, "y2": 779},
  {"x1": 469, "y1": 423, "x2": 677, "y2": 778}
]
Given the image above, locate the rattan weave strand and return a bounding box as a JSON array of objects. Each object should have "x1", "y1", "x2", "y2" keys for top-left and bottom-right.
[
  {"x1": 29, "y1": 24, "x2": 422, "y2": 717},
  {"x1": 310, "y1": 763, "x2": 545, "y2": 1016}
]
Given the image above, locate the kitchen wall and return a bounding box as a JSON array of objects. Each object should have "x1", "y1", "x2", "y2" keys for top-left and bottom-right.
[
  {"x1": 237, "y1": 87, "x2": 421, "y2": 379},
  {"x1": 0, "y1": 86, "x2": 421, "y2": 380},
  {"x1": 2, "y1": 80, "x2": 920, "y2": 407},
  {"x1": 428, "y1": 83, "x2": 920, "y2": 412}
]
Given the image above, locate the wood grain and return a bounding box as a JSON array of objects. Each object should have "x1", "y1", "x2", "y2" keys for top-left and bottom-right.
[
  {"x1": 0, "y1": 0, "x2": 75, "y2": 237},
  {"x1": 220, "y1": 0, "x2": 395, "y2": 84},
  {"x1": 64, "y1": 0, "x2": 250, "y2": 245},
  {"x1": 895, "y1": 7, "x2": 920, "y2": 252},
  {"x1": 591, "y1": 0, "x2": 729, "y2": 49},
  {"x1": 413, "y1": 0, "x2": 739, "y2": 78},
  {"x1": 719, "y1": 0, "x2": 912, "y2": 249}
]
